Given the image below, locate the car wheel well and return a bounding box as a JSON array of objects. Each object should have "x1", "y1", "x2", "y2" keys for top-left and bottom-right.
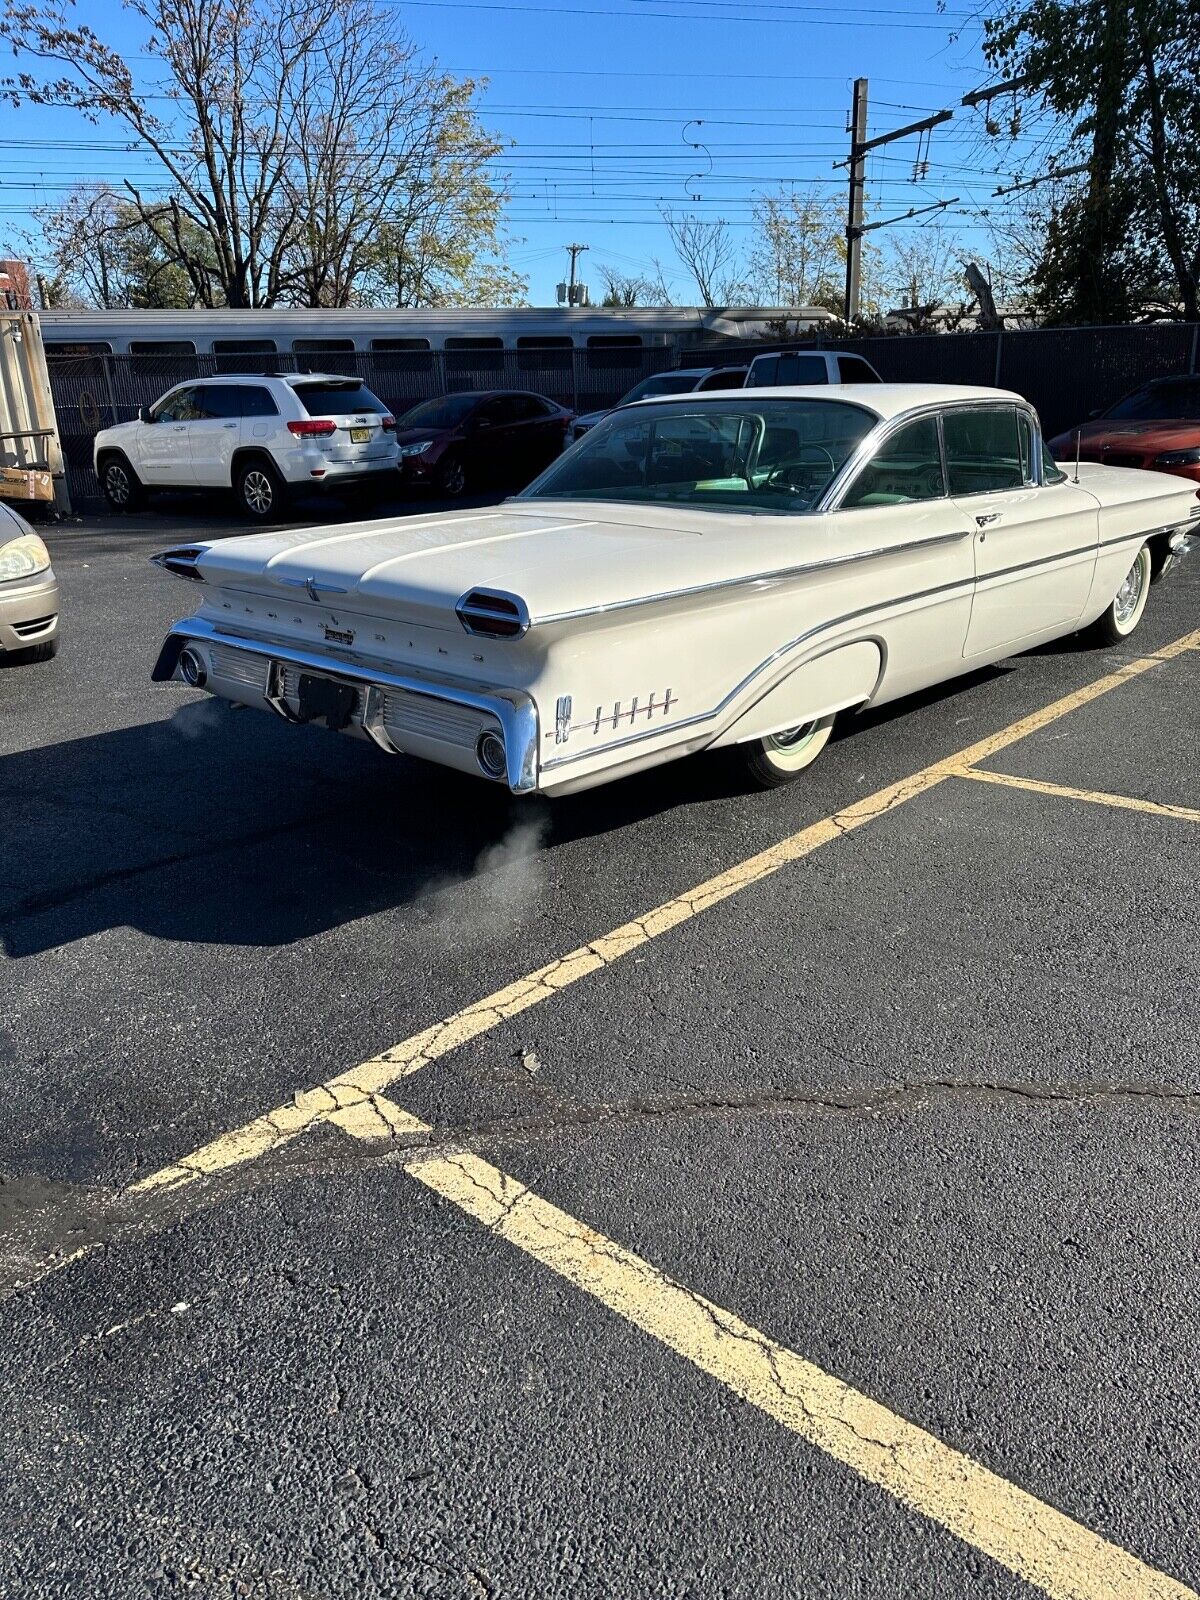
[
  {"x1": 96, "y1": 447, "x2": 139, "y2": 478},
  {"x1": 1148, "y1": 530, "x2": 1175, "y2": 583},
  {"x1": 230, "y1": 446, "x2": 280, "y2": 485}
]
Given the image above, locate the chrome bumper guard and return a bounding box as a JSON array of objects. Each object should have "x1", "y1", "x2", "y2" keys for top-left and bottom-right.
[{"x1": 153, "y1": 619, "x2": 540, "y2": 794}]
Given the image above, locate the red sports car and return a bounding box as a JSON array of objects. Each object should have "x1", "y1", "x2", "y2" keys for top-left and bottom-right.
[{"x1": 1048, "y1": 375, "x2": 1200, "y2": 484}]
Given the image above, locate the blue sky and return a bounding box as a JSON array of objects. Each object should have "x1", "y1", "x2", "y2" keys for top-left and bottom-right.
[{"x1": 0, "y1": 0, "x2": 1053, "y2": 304}]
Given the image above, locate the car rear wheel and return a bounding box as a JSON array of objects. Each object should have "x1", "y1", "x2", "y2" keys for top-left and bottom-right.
[
  {"x1": 236, "y1": 457, "x2": 287, "y2": 523},
  {"x1": 100, "y1": 453, "x2": 143, "y2": 512},
  {"x1": 1090, "y1": 543, "x2": 1151, "y2": 645},
  {"x1": 742, "y1": 714, "x2": 836, "y2": 788},
  {"x1": 436, "y1": 454, "x2": 467, "y2": 498}
]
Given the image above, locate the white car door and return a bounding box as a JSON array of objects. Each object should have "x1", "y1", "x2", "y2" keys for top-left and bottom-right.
[
  {"x1": 187, "y1": 384, "x2": 244, "y2": 486},
  {"x1": 138, "y1": 386, "x2": 201, "y2": 484},
  {"x1": 944, "y1": 405, "x2": 1098, "y2": 658}
]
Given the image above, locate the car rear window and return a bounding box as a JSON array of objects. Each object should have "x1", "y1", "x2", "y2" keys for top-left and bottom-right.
[
  {"x1": 746, "y1": 353, "x2": 829, "y2": 388},
  {"x1": 293, "y1": 382, "x2": 387, "y2": 416}
]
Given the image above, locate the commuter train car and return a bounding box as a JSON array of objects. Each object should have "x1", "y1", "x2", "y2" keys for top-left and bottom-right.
[{"x1": 37, "y1": 304, "x2": 834, "y2": 361}]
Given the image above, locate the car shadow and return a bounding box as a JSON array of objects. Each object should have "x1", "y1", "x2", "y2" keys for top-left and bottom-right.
[{"x1": 1, "y1": 664, "x2": 1012, "y2": 960}]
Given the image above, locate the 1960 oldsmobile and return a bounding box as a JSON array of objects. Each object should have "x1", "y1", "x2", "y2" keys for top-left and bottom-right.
[{"x1": 152, "y1": 384, "x2": 1197, "y2": 795}]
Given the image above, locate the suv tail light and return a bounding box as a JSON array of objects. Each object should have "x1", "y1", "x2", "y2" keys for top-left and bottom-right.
[
  {"x1": 381, "y1": 414, "x2": 396, "y2": 431},
  {"x1": 287, "y1": 419, "x2": 337, "y2": 437}
]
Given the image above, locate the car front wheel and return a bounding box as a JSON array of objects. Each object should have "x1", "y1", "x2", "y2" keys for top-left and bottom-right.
[
  {"x1": 100, "y1": 453, "x2": 143, "y2": 512},
  {"x1": 236, "y1": 458, "x2": 287, "y2": 522},
  {"x1": 742, "y1": 714, "x2": 836, "y2": 788},
  {"x1": 1090, "y1": 543, "x2": 1151, "y2": 645},
  {"x1": 436, "y1": 454, "x2": 467, "y2": 497}
]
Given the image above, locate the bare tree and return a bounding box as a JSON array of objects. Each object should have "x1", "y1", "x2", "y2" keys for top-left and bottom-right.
[
  {"x1": 661, "y1": 210, "x2": 746, "y2": 307},
  {"x1": 2, "y1": 0, "x2": 520, "y2": 309},
  {"x1": 880, "y1": 226, "x2": 971, "y2": 329},
  {"x1": 746, "y1": 187, "x2": 843, "y2": 310}
]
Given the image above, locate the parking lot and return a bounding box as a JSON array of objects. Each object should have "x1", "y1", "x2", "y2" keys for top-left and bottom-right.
[{"x1": 1, "y1": 490, "x2": 1198, "y2": 1599}]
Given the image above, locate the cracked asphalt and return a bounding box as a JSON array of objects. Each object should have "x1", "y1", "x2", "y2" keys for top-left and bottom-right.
[{"x1": 0, "y1": 491, "x2": 1197, "y2": 1599}]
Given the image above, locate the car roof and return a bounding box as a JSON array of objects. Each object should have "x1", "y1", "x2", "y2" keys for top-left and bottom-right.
[{"x1": 626, "y1": 383, "x2": 1029, "y2": 421}]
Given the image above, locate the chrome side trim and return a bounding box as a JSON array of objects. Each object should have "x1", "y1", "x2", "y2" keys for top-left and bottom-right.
[
  {"x1": 151, "y1": 545, "x2": 208, "y2": 582},
  {"x1": 158, "y1": 617, "x2": 540, "y2": 794},
  {"x1": 539, "y1": 516, "x2": 1188, "y2": 777},
  {"x1": 455, "y1": 587, "x2": 531, "y2": 638},
  {"x1": 533, "y1": 526, "x2": 973, "y2": 627}
]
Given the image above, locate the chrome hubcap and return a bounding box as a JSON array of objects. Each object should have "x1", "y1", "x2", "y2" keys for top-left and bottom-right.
[
  {"x1": 244, "y1": 471, "x2": 273, "y2": 514},
  {"x1": 1113, "y1": 552, "x2": 1146, "y2": 625},
  {"x1": 767, "y1": 720, "x2": 818, "y2": 753},
  {"x1": 105, "y1": 464, "x2": 129, "y2": 504}
]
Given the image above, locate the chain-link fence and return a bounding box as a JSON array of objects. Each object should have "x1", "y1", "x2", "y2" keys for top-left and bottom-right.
[
  {"x1": 48, "y1": 345, "x2": 676, "y2": 507},
  {"x1": 680, "y1": 322, "x2": 1200, "y2": 439}
]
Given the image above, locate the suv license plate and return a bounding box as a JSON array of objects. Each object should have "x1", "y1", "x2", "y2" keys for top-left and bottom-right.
[
  {"x1": 350, "y1": 426, "x2": 371, "y2": 443},
  {"x1": 297, "y1": 673, "x2": 358, "y2": 730}
]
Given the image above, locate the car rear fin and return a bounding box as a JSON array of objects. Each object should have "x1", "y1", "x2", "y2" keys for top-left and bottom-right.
[
  {"x1": 151, "y1": 545, "x2": 207, "y2": 581},
  {"x1": 455, "y1": 589, "x2": 530, "y2": 639}
]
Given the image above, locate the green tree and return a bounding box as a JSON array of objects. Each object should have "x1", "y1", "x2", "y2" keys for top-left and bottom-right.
[
  {"x1": 985, "y1": 0, "x2": 1200, "y2": 320},
  {"x1": 747, "y1": 187, "x2": 844, "y2": 312},
  {"x1": 35, "y1": 186, "x2": 215, "y2": 308},
  {"x1": 3, "y1": 0, "x2": 521, "y2": 309}
]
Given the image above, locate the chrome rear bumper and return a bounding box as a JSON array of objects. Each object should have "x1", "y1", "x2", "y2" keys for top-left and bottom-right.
[{"x1": 153, "y1": 618, "x2": 540, "y2": 793}]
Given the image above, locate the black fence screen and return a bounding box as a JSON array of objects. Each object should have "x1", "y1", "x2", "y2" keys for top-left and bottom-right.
[
  {"x1": 681, "y1": 322, "x2": 1200, "y2": 438},
  {"x1": 48, "y1": 345, "x2": 675, "y2": 506}
]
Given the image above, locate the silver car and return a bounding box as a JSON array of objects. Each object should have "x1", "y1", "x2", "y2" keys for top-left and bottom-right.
[{"x1": 0, "y1": 501, "x2": 59, "y2": 663}]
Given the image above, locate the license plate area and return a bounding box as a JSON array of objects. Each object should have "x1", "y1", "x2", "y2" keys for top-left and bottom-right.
[
  {"x1": 297, "y1": 672, "x2": 359, "y2": 730},
  {"x1": 349, "y1": 426, "x2": 371, "y2": 444}
]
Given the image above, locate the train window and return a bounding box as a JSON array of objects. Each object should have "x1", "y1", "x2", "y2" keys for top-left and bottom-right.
[
  {"x1": 517, "y1": 335, "x2": 572, "y2": 374},
  {"x1": 586, "y1": 334, "x2": 643, "y2": 370},
  {"x1": 213, "y1": 339, "x2": 276, "y2": 353},
  {"x1": 370, "y1": 338, "x2": 431, "y2": 351},
  {"x1": 44, "y1": 341, "x2": 112, "y2": 357},
  {"x1": 292, "y1": 338, "x2": 355, "y2": 352},
  {"x1": 129, "y1": 340, "x2": 196, "y2": 355},
  {"x1": 446, "y1": 336, "x2": 504, "y2": 374}
]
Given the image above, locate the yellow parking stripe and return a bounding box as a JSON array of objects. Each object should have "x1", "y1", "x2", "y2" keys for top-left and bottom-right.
[
  {"x1": 338, "y1": 1114, "x2": 1191, "y2": 1600},
  {"x1": 958, "y1": 767, "x2": 1200, "y2": 823},
  {"x1": 129, "y1": 628, "x2": 1200, "y2": 1198}
]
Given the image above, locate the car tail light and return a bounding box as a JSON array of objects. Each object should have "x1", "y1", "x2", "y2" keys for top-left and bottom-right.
[
  {"x1": 287, "y1": 419, "x2": 337, "y2": 437},
  {"x1": 381, "y1": 414, "x2": 396, "y2": 431},
  {"x1": 455, "y1": 589, "x2": 529, "y2": 639}
]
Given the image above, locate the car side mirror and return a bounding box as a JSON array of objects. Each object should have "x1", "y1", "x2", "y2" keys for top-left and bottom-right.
[{"x1": 139, "y1": 405, "x2": 152, "y2": 424}]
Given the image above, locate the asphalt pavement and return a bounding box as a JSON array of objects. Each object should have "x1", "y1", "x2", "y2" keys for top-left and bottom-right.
[{"x1": 0, "y1": 488, "x2": 1197, "y2": 1599}]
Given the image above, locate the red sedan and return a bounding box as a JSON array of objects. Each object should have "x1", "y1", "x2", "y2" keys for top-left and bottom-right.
[{"x1": 1048, "y1": 375, "x2": 1200, "y2": 484}]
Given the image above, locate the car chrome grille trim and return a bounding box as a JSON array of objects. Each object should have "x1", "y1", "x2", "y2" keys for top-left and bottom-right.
[
  {"x1": 210, "y1": 644, "x2": 270, "y2": 692},
  {"x1": 382, "y1": 691, "x2": 497, "y2": 750}
]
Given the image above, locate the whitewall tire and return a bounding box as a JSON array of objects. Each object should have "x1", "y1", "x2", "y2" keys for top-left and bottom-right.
[
  {"x1": 743, "y1": 714, "x2": 836, "y2": 788},
  {"x1": 1091, "y1": 544, "x2": 1152, "y2": 645}
]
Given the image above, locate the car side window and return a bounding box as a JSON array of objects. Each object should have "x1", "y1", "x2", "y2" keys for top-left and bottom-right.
[
  {"x1": 840, "y1": 416, "x2": 945, "y2": 508},
  {"x1": 152, "y1": 386, "x2": 199, "y2": 423},
  {"x1": 943, "y1": 407, "x2": 1024, "y2": 495},
  {"x1": 240, "y1": 386, "x2": 279, "y2": 418},
  {"x1": 477, "y1": 397, "x2": 513, "y2": 426},
  {"x1": 192, "y1": 384, "x2": 242, "y2": 420},
  {"x1": 837, "y1": 355, "x2": 880, "y2": 383},
  {"x1": 1016, "y1": 412, "x2": 1035, "y2": 483}
]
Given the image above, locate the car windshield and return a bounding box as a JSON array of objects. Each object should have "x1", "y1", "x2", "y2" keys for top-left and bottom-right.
[
  {"x1": 399, "y1": 393, "x2": 481, "y2": 429},
  {"x1": 618, "y1": 372, "x2": 703, "y2": 405},
  {"x1": 522, "y1": 398, "x2": 879, "y2": 513},
  {"x1": 293, "y1": 381, "x2": 387, "y2": 415},
  {"x1": 1105, "y1": 380, "x2": 1200, "y2": 420}
]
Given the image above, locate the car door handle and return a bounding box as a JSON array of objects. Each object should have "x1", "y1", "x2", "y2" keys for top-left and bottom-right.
[
  {"x1": 975, "y1": 512, "x2": 1001, "y2": 526},
  {"x1": 223, "y1": 422, "x2": 238, "y2": 429}
]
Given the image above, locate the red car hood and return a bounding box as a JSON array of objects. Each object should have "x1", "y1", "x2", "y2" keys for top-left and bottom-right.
[{"x1": 1048, "y1": 418, "x2": 1200, "y2": 455}]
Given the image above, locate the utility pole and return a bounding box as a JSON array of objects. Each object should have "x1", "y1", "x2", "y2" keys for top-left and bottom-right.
[
  {"x1": 838, "y1": 87, "x2": 955, "y2": 325},
  {"x1": 843, "y1": 78, "x2": 868, "y2": 327},
  {"x1": 565, "y1": 243, "x2": 589, "y2": 306}
]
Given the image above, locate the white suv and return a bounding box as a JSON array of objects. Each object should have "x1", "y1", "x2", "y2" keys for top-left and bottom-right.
[
  {"x1": 93, "y1": 373, "x2": 400, "y2": 521},
  {"x1": 744, "y1": 350, "x2": 882, "y2": 387}
]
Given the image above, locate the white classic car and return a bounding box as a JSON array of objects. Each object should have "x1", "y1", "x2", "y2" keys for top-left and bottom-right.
[{"x1": 152, "y1": 384, "x2": 1197, "y2": 795}]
